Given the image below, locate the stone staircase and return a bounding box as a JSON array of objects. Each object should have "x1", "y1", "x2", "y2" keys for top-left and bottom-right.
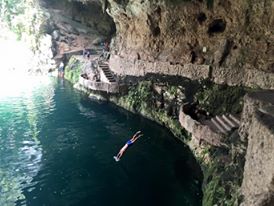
[
  {"x1": 98, "y1": 61, "x2": 116, "y2": 83},
  {"x1": 202, "y1": 114, "x2": 240, "y2": 135}
]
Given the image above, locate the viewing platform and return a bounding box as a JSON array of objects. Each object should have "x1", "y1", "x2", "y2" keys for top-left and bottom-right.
[
  {"x1": 78, "y1": 75, "x2": 120, "y2": 94},
  {"x1": 76, "y1": 51, "x2": 123, "y2": 94}
]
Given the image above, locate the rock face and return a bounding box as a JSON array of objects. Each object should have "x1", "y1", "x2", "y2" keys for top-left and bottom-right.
[
  {"x1": 240, "y1": 91, "x2": 274, "y2": 206},
  {"x1": 40, "y1": 0, "x2": 115, "y2": 57},
  {"x1": 106, "y1": 0, "x2": 274, "y2": 89}
]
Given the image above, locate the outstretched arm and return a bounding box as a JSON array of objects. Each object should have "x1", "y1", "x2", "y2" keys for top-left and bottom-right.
[
  {"x1": 132, "y1": 131, "x2": 142, "y2": 138},
  {"x1": 131, "y1": 134, "x2": 143, "y2": 143}
]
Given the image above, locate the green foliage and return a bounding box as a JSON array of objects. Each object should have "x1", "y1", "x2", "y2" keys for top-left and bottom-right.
[
  {"x1": 195, "y1": 81, "x2": 246, "y2": 116},
  {"x1": 0, "y1": 0, "x2": 45, "y2": 45},
  {"x1": 115, "y1": 81, "x2": 187, "y2": 139},
  {"x1": 202, "y1": 131, "x2": 245, "y2": 206},
  {"x1": 64, "y1": 57, "x2": 82, "y2": 84},
  {"x1": 125, "y1": 81, "x2": 153, "y2": 111}
]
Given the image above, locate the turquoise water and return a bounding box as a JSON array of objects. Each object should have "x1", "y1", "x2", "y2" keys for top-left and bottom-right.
[{"x1": 0, "y1": 78, "x2": 202, "y2": 206}]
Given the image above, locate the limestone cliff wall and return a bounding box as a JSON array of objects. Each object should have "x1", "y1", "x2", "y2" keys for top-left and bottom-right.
[
  {"x1": 239, "y1": 91, "x2": 274, "y2": 206},
  {"x1": 106, "y1": 0, "x2": 274, "y2": 89},
  {"x1": 40, "y1": 0, "x2": 115, "y2": 57}
]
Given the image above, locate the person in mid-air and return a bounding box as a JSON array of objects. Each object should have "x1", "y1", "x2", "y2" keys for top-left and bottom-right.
[{"x1": 114, "y1": 131, "x2": 143, "y2": 161}]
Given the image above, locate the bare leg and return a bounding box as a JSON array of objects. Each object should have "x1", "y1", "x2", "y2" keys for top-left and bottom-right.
[
  {"x1": 117, "y1": 151, "x2": 123, "y2": 159},
  {"x1": 116, "y1": 144, "x2": 128, "y2": 159}
]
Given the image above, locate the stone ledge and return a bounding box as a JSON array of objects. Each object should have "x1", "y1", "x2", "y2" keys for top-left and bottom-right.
[
  {"x1": 110, "y1": 55, "x2": 274, "y2": 90},
  {"x1": 241, "y1": 110, "x2": 274, "y2": 206},
  {"x1": 78, "y1": 76, "x2": 120, "y2": 93},
  {"x1": 109, "y1": 55, "x2": 210, "y2": 80}
]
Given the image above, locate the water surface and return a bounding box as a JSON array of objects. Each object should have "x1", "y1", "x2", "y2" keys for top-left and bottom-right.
[{"x1": 0, "y1": 78, "x2": 201, "y2": 206}]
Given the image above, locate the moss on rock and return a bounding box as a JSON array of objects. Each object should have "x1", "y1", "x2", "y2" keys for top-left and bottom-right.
[
  {"x1": 201, "y1": 131, "x2": 245, "y2": 206},
  {"x1": 110, "y1": 81, "x2": 187, "y2": 139},
  {"x1": 64, "y1": 56, "x2": 83, "y2": 84},
  {"x1": 195, "y1": 81, "x2": 246, "y2": 116}
]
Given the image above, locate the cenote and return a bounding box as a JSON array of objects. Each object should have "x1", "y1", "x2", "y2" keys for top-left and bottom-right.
[{"x1": 0, "y1": 78, "x2": 202, "y2": 206}]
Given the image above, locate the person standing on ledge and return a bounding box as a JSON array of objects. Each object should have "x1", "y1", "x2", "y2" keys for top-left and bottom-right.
[{"x1": 114, "y1": 131, "x2": 143, "y2": 161}]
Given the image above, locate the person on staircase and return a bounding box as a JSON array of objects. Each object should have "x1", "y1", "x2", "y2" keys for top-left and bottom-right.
[{"x1": 58, "y1": 62, "x2": 64, "y2": 78}]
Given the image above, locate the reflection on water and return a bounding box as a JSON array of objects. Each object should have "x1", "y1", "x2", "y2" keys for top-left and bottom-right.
[
  {"x1": 0, "y1": 78, "x2": 202, "y2": 206},
  {"x1": 0, "y1": 77, "x2": 55, "y2": 206}
]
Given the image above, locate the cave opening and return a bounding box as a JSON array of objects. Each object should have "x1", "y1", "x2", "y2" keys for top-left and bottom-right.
[
  {"x1": 197, "y1": 12, "x2": 207, "y2": 24},
  {"x1": 152, "y1": 26, "x2": 161, "y2": 37},
  {"x1": 207, "y1": 19, "x2": 226, "y2": 35},
  {"x1": 190, "y1": 51, "x2": 197, "y2": 64}
]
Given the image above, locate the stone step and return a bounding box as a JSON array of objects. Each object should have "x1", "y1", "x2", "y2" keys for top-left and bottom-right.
[
  {"x1": 104, "y1": 73, "x2": 112, "y2": 76},
  {"x1": 229, "y1": 114, "x2": 240, "y2": 125},
  {"x1": 216, "y1": 115, "x2": 232, "y2": 132},
  {"x1": 222, "y1": 114, "x2": 238, "y2": 128},
  {"x1": 211, "y1": 117, "x2": 228, "y2": 134},
  {"x1": 103, "y1": 70, "x2": 111, "y2": 73},
  {"x1": 259, "y1": 106, "x2": 274, "y2": 117},
  {"x1": 203, "y1": 120, "x2": 219, "y2": 133},
  {"x1": 105, "y1": 75, "x2": 114, "y2": 78},
  {"x1": 99, "y1": 64, "x2": 108, "y2": 67}
]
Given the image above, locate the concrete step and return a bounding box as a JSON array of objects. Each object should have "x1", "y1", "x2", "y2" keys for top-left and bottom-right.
[
  {"x1": 229, "y1": 114, "x2": 240, "y2": 125},
  {"x1": 203, "y1": 120, "x2": 219, "y2": 133},
  {"x1": 99, "y1": 62, "x2": 108, "y2": 65},
  {"x1": 211, "y1": 117, "x2": 228, "y2": 134},
  {"x1": 259, "y1": 106, "x2": 274, "y2": 117},
  {"x1": 105, "y1": 74, "x2": 114, "y2": 78},
  {"x1": 99, "y1": 64, "x2": 109, "y2": 67},
  {"x1": 216, "y1": 115, "x2": 232, "y2": 132},
  {"x1": 222, "y1": 114, "x2": 238, "y2": 128}
]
